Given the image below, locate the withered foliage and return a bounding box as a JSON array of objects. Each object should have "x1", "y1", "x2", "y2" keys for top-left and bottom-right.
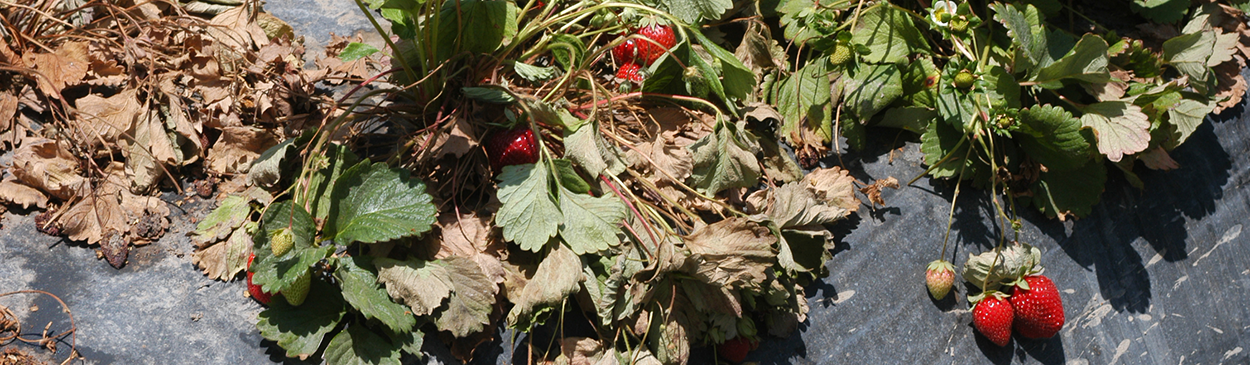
[{"x1": 0, "y1": 1, "x2": 338, "y2": 268}]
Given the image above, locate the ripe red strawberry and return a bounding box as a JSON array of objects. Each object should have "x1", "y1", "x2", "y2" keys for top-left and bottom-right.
[
  {"x1": 246, "y1": 253, "x2": 272, "y2": 305},
  {"x1": 612, "y1": 37, "x2": 637, "y2": 64},
  {"x1": 616, "y1": 62, "x2": 644, "y2": 83},
  {"x1": 486, "y1": 126, "x2": 540, "y2": 172},
  {"x1": 972, "y1": 293, "x2": 1013, "y2": 347},
  {"x1": 1010, "y1": 275, "x2": 1065, "y2": 339},
  {"x1": 635, "y1": 24, "x2": 676, "y2": 66},
  {"x1": 925, "y1": 259, "x2": 955, "y2": 300},
  {"x1": 717, "y1": 336, "x2": 758, "y2": 363}
]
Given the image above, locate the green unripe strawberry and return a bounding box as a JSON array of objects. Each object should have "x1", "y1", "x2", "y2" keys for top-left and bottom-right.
[
  {"x1": 926, "y1": 259, "x2": 956, "y2": 300},
  {"x1": 954, "y1": 70, "x2": 975, "y2": 90},
  {"x1": 683, "y1": 66, "x2": 709, "y2": 98},
  {"x1": 949, "y1": 18, "x2": 969, "y2": 33},
  {"x1": 830, "y1": 42, "x2": 852, "y2": 65},
  {"x1": 270, "y1": 228, "x2": 294, "y2": 257},
  {"x1": 283, "y1": 269, "x2": 312, "y2": 306}
]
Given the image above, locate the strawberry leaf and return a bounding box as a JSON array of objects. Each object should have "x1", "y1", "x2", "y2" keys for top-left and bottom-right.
[
  {"x1": 375, "y1": 257, "x2": 453, "y2": 317},
  {"x1": 251, "y1": 201, "x2": 329, "y2": 294},
  {"x1": 688, "y1": 28, "x2": 755, "y2": 102},
  {"x1": 850, "y1": 4, "x2": 930, "y2": 64},
  {"x1": 324, "y1": 322, "x2": 402, "y2": 365},
  {"x1": 1031, "y1": 158, "x2": 1107, "y2": 219},
  {"x1": 921, "y1": 119, "x2": 983, "y2": 180},
  {"x1": 564, "y1": 119, "x2": 627, "y2": 176},
  {"x1": 961, "y1": 243, "x2": 1042, "y2": 291},
  {"x1": 1130, "y1": 0, "x2": 1189, "y2": 24},
  {"x1": 257, "y1": 279, "x2": 346, "y2": 359},
  {"x1": 304, "y1": 145, "x2": 359, "y2": 221},
  {"x1": 507, "y1": 242, "x2": 583, "y2": 330},
  {"x1": 1163, "y1": 95, "x2": 1218, "y2": 150},
  {"x1": 191, "y1": 194, "x2": 251, "y2": 243},
  {"x1": 843, "y1": 63, "x2": 903, "y2": 120},
  {"x1": 684, "y1": 218, "x2": 776, "y2": 288},
  {"x1": 336, "y1": 256, "x2": 417, "y2": 333},
  {"x1": 991, "y1": 3, "x2": 1047, "y2": 72},
  {"x1": 558, "y1": 186, "x2": 626, "y2": 255},
  {"x1": 496, "y1": 162, "x2": 561, "y2": 252},
  {"x1": 774, "y1": 58, "x2": 833, "y2": 143},
  {"x1": 665, "y1": 0, "x2": 731, "y2": 24},
  {"x1": 1079, "y1": 99, "x2": 1150, "y2": 162},
  {"x1": 688, "y1": 120, "x2": 762, "y2": 196},
  {"x1": 436, "y1": 0, "x2": 518, "y2": 58},
  {"x1": 430, "y1": 256, "x2": 496, "y2": 337},
  {"x1": 1032, "y1": 34, "x2": 1110, "y2": 89},
  {"x1": 1015, "y1": 104, "x2": 1093, "y2": 171},
  {"x1": 323, "y1": 161, "x2": 436, "y2": 245}
]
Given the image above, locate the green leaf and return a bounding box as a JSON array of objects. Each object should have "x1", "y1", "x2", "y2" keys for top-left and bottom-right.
[
  {"x1": 507, "y1": 242, "x2": 583, "y2": 329},
  {"x1": 688, "y1": 28, "x2": 755, "y2": 101},
  {"x1": 900, "y1": 57, "x2": 940, "y2": 107},
  {"x1": 558, "y1": 186, "x2": 626, "y2": 255},
  {"x1": 461, "y1": 87, "x2": 516, "y2": 103},
  {"x1": 1031, "y1": 159, "x2": 1106, "y2": 219},
  {"x1": 1079, "y1": 100, "x2": 1150, "y2": 162},
  {"x1": 920, "y1": 119, "x2": 979, "y2": 179},
  {"x1": 980, "y1": 66, "x2": 1022, "y2": 109},
  {"x1": 1163, "y1": 96, "x2": 1217, "y2": 150},
  {"x1": 251, "y1": 201, "x2": 329, "y2": 294},
  {"x1": 991, "y1": 3, "x2": 1047, "y2": 72},
  {"x1": 878, "y1": 107, "x2": 935, "y2": 133},
  {"x1": 375, "y1": 257, "x2": 452, "y2": 317},
  {"x1": 850, "y1": 4, "x2": 930, "y2": 64},
  {"x1": 1131, "y1": 0, "x2": 1189, "y2": 24},
  {"x1": 323, "y1": 161, "x2": 437, "y2": 245},
  {"x1": 437, "y1": 0, "x2": 518, "y2": 58},
  {"x1": 336, "y1": 256, "x2": 417, "y2": 333},
  {"x1": 1033, "y1": 34, "x2": 1110, "y2": 88},
  {"x1": 564, "y1": 120, "x2": 626, "y2": 176},
  {"x1": 304, "y1": 145, "x2": 359, "y2": 221},
  {"x1": 1162, "y1": 27, "x2": 1237, "y2": 92},
  {"x1": 257, "y1": 279, "x2": 346, "y2": 359},
  {"x1": 688, "y1": 120, "x2": 763, "y2": 196},
  {"x1": 431, "y1": 256, "x2": 496, "y2": 337},
  {"x1": 551, "y1": 159, "x2": 591, "y2": 194},
  {"x1": 934, "y1": 83, "x2": 977, "y2": 132},
  {"x1": 548, "y1": 34, "x2": 585, "y2": 71},
  {"x1": 496, "y1": 163, "x2": 561, "y2": 252},
  {"x1": 665, "y1": 0, "x2": 731, "y2": 24},
  {"x1": 248, "y1": 135, "x2": 306, "y2": 190},
  {"x1": 324, "y1": 323, "x2": 402, "y2": 365},
  {"x1": 1015, "y1": 105, "x2": 1093, "y2": 171},
  {"x1": 842, "y1": 63, "x2": 903, "y2": 120},
  {"x1": 340, "y1": 42, "x2": 381, "y2": 62},
  {"x1": 192, "y1": 195, "x2": 251, "y2": 243},
  {"x1": 512, "y1": 61, "x2": 558, "y2": 82},
  {"x1": 774, "y1": 58, "x2": 832, "y2": 143}
]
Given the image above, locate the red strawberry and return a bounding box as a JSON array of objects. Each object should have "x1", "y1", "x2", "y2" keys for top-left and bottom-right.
[
  {"x1": 635, "y1": 24, "x2": 676, "y2": 66},
  {"x1": 246, "y1": 253, "x2": 272, "y2": 305},
  {"x1": 717, "y1": 336, "x2": 758, "y2": 363},
  {"x1": 612, "y1": 38, "x2": 637, "y2": 64},
  {"x1": 1010, "y1": 275, "x2": 1065, "y2": 339},
  {"x1": 925, "y1": 259, "x2": 955, "y2": 300},
  {"x1": 486, "y1": 126, "x2": 540, "y2": 172},
  {"x1": 615, "y1": 62, "x2": 644, "y2": 83},
  {"x1": 972, "y1": 293, "x2": 1013, "y2": 347}
]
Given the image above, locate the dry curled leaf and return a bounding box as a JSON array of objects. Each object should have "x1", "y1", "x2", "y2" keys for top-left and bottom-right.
[
  {"x1": 0, "y1": 179, "x2": 48, "y2": 209},
  {"x1": 859, "y1": 176, "x2": 899, "y2": 207},
  {"x1": 10, "y1": 138, "x2": 84, "y2": 200}
]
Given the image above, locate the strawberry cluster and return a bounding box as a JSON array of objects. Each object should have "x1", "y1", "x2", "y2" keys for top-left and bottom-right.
[
  {"x1": 971, "y1": 274, "x2": 1065, "y2": 346},
  {"x1": 611, "y1": 24, "x2": 676, "y2": 83}
]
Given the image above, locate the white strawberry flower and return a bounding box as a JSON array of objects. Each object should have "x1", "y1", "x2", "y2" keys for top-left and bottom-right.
[{"x1": 930, "y1": 0, "x2": 957, "y2": 27}]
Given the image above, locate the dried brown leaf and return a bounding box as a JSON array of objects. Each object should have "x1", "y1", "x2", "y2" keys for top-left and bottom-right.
[
  {"x1": 683, "y1": 217, "x2": 776, "y2": 288},
  {"x1": 11, "y1": 138, "x2": 84, "y2": 200},
  {"x1": 75, "y1": 88, "x2": 141, "y2": 148},
  {"x1": 801, "y1": 167, "x2": 860, "y2": 212},
  {"x1": 23, "y1": 41, "x2": 89, "y2": 98},
  {"x1": 1213, "y1": 59, "x2": 1247, "y2": 114},
  {"x1": 859, "y1": 176, "x2": 899, "y2": 207},
  {"x1": 1139, "y1": 146, "x2": 1180, "y2": 170},
  {"x1": 206, "y1": 126, "x2": 279, "y2": 174},
  {"x1": 428, "y1": 212, "x2": 506, "y2": 284},
  {"x1": 0, "y1": 92, "x2": 17, "y2": 132},
  {"x1": 0, "y1": 180, "x2": 48, "y2": 209},
  {"x1": 207, "y1": 6, "x2": 270, "y2": 52}
]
